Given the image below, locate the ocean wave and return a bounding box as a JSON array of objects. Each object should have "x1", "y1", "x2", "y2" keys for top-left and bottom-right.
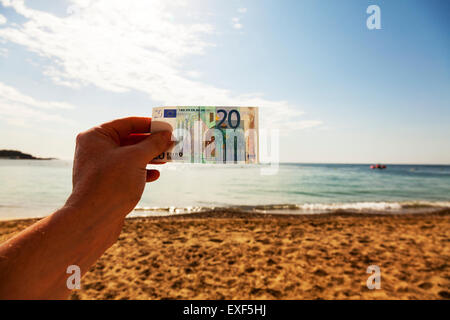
[
  {"x1": 133, "y1": 206, "x2": 210, "y2": 216},
  {"x1": 131, "y1": 201, "x2": 450, "y2": 217}
]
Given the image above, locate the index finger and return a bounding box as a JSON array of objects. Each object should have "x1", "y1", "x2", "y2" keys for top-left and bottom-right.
[{"x1": 100, "y1": 117, "x2": 152, "y2": 144}]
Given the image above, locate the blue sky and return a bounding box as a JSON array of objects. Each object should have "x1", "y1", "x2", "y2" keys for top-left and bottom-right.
[{"x1": 0, "y1": 0, "x2": 449, "y2": 163}]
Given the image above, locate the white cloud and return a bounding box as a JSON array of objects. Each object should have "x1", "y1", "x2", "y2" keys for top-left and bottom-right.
[
  {"x1": 0, "y1": 82, "x2": 74, "y2": 110},
  {"x1": 233, "y1": 23, "x2": 243, "y2": 29},
  {"x1": 0, "y1": 13, "x2": 6, "y2": 25},
  {"x1": 0, "y1": 0, "x2": 321, "y2": 131},
  {"x1": 0, "y1": 82, "x2": 75, "y2": 126},
  {"x1": 296, "y1": 120, "x2": 324, "y2": 130},
  {"x1": 231, "y1": 17, "x2": 243, "y2": 29},
  {"x1": 186, "y1": 70, "x2": 202, "y2": 78},
  {"x1": 237, "y1": 8, "x2": 247, "y2": 14}
]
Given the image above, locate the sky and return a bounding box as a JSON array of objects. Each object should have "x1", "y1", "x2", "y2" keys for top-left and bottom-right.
[{"x1": 0, "y1": 0, "x2": 449, "y2": 163}]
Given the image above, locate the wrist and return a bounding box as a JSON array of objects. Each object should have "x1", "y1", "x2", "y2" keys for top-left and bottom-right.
[
  {"x1": 63, "y1": 190, "x2": 128, "y2": 228},
  {"x1": 59, "y1": 194, "x2": 126, "y2": 249},
  {"x1": 65, "y1": 188, "x2": 126, "y2": 216}
]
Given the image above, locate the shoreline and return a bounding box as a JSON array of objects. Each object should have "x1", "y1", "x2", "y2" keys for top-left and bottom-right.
[
  {"x1": 132, "y1": 207, "x2": 450, "y2": 219},
  {"x1": 0, "y1": 210, "x2": 449, "y2": 299},
  {"x1": 1, "y1": 206, "x2": 450, "y2": 222}
]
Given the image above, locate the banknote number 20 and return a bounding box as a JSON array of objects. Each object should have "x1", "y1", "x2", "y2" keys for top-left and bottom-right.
[{"x1": 217, "y1": 109, "x2": 240, "y2": 129}]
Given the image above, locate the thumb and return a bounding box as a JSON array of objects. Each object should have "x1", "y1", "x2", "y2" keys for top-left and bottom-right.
[{"x1": 131, "y1": 131, "x2": 173, "y2": 164}]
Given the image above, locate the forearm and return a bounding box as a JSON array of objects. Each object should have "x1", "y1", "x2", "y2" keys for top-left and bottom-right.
[
  {"x1": 0, "y1": 204, "x2": 124, "y2": 299},
  {"x1": 0, "y1": 118, "x2": 170, "y2": 300}
]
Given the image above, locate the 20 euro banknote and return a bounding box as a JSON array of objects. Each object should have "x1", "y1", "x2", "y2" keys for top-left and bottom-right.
[{"x1": 151, "y1": 107, "x2": 259, "y2": 164}]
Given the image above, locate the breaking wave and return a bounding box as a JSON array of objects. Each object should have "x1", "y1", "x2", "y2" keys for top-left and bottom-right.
[{"x1": 131, "y1": 201, "x2": 450, "y2": 217}]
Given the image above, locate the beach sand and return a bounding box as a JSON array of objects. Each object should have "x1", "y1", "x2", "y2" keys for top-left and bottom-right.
[{"x1": 0, "y1": 211, "x2": 449, "y2": 300}]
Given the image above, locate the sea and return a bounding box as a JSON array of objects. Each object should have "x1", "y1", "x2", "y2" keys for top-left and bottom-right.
[{"x1": 0, "y1": 159, "x2": 449, "y2": 220}]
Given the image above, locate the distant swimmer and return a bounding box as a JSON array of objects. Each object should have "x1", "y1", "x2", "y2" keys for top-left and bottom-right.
[{"x1": 370, "y1": 164, "x2": 386, "y2": 169}]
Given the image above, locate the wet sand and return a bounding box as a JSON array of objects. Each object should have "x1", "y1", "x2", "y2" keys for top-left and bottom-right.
[{"x1": 0, "y1": 210, "x2": 449, "y2": 299}]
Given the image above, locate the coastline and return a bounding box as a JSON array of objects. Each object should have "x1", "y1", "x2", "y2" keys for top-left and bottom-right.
[
  {"x1": 130, "y1": 201, "x2": 450, "y2": 217},
  {"x1": 2, "y1": 202, "x2": 450, "y2": 221},
  {"x1": 1, "y1": 210, "x2": 449, "y2": 299}
]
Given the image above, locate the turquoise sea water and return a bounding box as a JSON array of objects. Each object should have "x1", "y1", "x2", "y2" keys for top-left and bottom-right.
[{"x1": 0, "y1": 159, "x2": 449, "y2": 220}]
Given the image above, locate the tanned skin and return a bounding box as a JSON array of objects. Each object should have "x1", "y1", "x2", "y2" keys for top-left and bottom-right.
[{"x1": 0, "y1": 117, "x2": 173, "y2": 299}]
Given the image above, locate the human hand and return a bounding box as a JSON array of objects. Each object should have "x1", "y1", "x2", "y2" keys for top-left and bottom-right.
[
  {"x1": 0, "y1": 117, "x2": 173, "y2": 299},
  {"x1": 65, "y1": 117, "x2": 173, "y2": 220}
]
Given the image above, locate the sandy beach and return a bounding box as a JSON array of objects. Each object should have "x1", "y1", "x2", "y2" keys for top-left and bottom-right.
[{"x1": 1, "y1": 210, "x2": 449, "y2": 300}]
